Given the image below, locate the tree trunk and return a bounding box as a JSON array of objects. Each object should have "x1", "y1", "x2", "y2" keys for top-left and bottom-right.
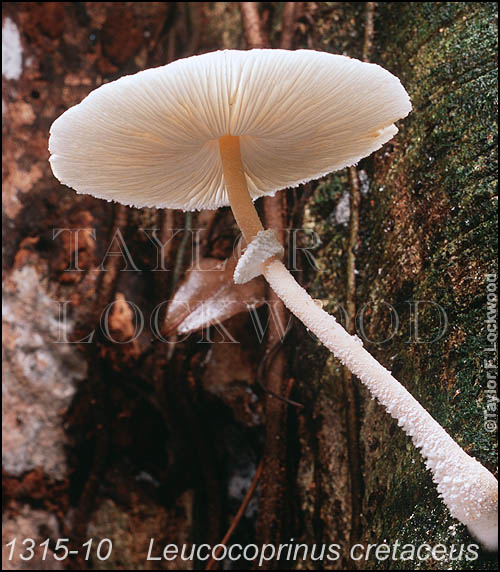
[
  {"x1": 2, "y1": 2, "x2": 497, "y2": 571},
  {"x1": 292, "y1": 2, "x2": 498, "y2": 570}
]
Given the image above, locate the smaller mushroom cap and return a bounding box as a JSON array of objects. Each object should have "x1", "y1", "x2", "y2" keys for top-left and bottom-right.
[{"x1": 49, "y1": 49, "x2": 411, "y2": 211}]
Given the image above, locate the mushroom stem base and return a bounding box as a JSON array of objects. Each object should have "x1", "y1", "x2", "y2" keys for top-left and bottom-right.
[
  {"x1": 218, "y1": 135, "x2": 498, "y2": 550},
  {"x1": 262, "y1": 257, "x2": 498, "y2": 550}
]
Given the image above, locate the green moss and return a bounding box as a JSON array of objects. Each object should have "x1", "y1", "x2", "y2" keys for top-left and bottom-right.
[{"x1": 297, "y1": 3, "x2": 498, "y2": 569}]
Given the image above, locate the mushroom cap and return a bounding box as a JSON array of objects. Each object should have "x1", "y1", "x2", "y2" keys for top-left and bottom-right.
[{"x1": 49, "y1": 49, "x2": 411, "y2": 211}]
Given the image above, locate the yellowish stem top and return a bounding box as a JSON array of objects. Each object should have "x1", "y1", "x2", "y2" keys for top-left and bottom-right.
[{"x1": 218, "y1": 135, "x2": 264, "y2": 243}]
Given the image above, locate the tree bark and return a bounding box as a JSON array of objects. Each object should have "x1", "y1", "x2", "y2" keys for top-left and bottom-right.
[{"x1": 293, "y1": 2, "x2": 498, "y2": 570}]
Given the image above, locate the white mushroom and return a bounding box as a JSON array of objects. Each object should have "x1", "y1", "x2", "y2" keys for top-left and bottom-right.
[
  {"x1": 49, "y1": 50, "x2": 408, "y2": 210},
  {"x1": 48, "y1": 49, "x2": 498, "y2": 549}
]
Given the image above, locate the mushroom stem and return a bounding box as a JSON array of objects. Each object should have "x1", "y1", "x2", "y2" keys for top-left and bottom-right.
[
  {"x1": 219, "y1": 135, "x2": 264, "y2": 243},
  {"x1": 262, "y1": 257, "x2": 498, "y2": 550},
  {"x1": 219, "y1": 134, "x2": 498, "y2": 550}
]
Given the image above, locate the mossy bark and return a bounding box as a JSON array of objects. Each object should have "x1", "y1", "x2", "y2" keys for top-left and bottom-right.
[{"x1": 295, "y1": 2, "x2": 498, "y2": 569}]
